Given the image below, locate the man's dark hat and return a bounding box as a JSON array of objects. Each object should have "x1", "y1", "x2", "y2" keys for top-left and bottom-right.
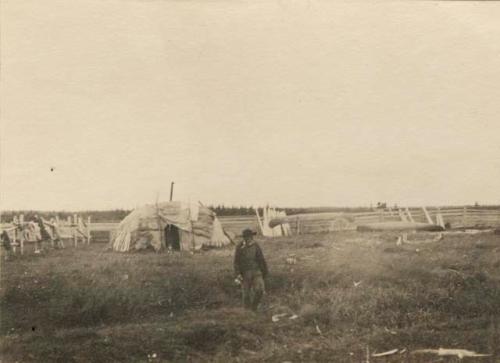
[{"x1": 242, "y1": 228, "x2": 257, "y2": 237}]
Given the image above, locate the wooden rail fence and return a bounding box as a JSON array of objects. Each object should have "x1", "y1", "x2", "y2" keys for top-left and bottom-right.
[
  {"x1": 294, "y1": 206, "x2": 500, "y2": 234},
  {"x1": 1, "y1": 214, "x2": 91, "y2": 254},
  {"x1": 4, "y1": 207, "x2": 498, "y2": 248},
  {"x1": 87, "y1": 206, "x2": 500, "y2": 239}
]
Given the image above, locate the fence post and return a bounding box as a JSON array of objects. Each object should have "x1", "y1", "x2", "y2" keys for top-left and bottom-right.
[
  {"x1": 78, "y1": 217, "x2": 83, "y2": 245},
  {"x1": 406, "y1": 207, "x2": 415, "y2": 223},
  {"x1": 87, "y1": 216, "x2": 91, "y2": 244},
  {"x1": 422, "y1": 206, "x2": 433, "y2": 224},
  {"x1": 11, "y1": 216, "x2": 17, "y2": 254},
  {"x1": 15, "y1": 216, "x2": 19, "y2": 254},
  {"x1": 398, "y1": 209, "x2": 408, "y2": 222},
  {"x1": 462, "y1": 206, "x2": 468, "y2": 227},
  {"x1": 19, "y1": 215, "x2": 25, "y2": 254},
  {"x1": 73, "y1": 215, "x2": 78, "y2": 247},
  {"x1": 436, "y1": 211, "x2": 445, "y2": 229}
]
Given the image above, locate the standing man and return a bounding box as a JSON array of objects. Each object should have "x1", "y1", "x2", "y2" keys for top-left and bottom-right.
[{"x1": 233, "y1": 228, "x2": 268, "y2": 311}]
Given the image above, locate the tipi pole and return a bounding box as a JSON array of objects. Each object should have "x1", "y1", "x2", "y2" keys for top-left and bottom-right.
[
  {"x1": 155, "y1": 191, "x2": 164, "y2": 251},
  {"x1": 406, "y1": 207, "x2": 415, "y2": 223},
  {"x1": 422, "y1": 206, "x2": 433, "y2": 224},
  {"x1": 12, "y1": 219, "x2": 18, "y2": 254},
  {"x1": 189, "y1": 208, "x2": 195, "y2": 251},
  {"x1": 170, "y1": 182, "x2": 175, "y2": 201},
  {"x1": 20, "y1": 226, "x2": 24, "y2": 255},
  {"x1": 19, "y1": 215, "x2": 24, "y2": 254},
  {"x1": 255, "y1": 207, "x2": 264, "y2": 235},
  {"x1": 87, "y1": 216, "x2": 91, "y2": 244}
]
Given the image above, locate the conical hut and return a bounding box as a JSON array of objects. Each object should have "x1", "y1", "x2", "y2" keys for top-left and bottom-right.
[{"x1": 111, "y1": 201, "x2": 231, "y2": 252}]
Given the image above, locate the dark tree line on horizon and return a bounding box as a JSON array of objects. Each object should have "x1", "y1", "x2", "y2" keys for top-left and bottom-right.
[
  {"x1": 0, "y1": 210, "x2": 131, "y2": 223},
  {"x1": 2, "y1": 206, "x2": 366, "y2": 222},
  {"x1": 2, "y1": 204, "x2": 498, "y2": 223}
]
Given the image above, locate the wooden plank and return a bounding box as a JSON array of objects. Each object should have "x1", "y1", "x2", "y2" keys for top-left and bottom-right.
[
  {"x1": 434, "y1": 211, "x2": 464, "y2": 216},
  {"x1": 399, "y1": 209, "x2": 408, "y2": 222},
  {"x1": 467, "y1": 210, "x2": 500, "y2": 215},
  {"x1": 349, "y1": 211, "x2": 385, "y2": 217},
  {"x1": 357, "y1": 221, "x2": 444, "y2": 232},
  {"x1": 268, "y1": 212, "x2": 354, "y2": 228},
  {"x1": 74, "y1": 215, "x2": 78, "y2": 247},
  {"x1": 89, "y1": 223, "x2": 120, "y2": 231},
  {"x1": 467, "y1": 208, "x2": 500, "y2": 212},
  {"x1": 13, "y1": 225, "x2": 18, "y2": 254},
  {"x1": 255, "y1": 208, "x2": 264, "y2": 235},
  {"x1": 439, "y1": 208, "x2": 467, "y2": 214},
  {"x1": 422, "y1": 207, "x2": 434, "y2": 224},
  {"x1": 406, "y1": 207, "x2": 415, "y2": 223},
  {"x1": 20, "y1": 225, "x2": 24, "y2": 255},
  {"x1": 218, "y1": 216, "x2": 258, "y2": 221},
  {"x1": 87, "y1": 216, "x2": 91, "y2": 244},
  {"x1": 436, "y1": 213, "x2": 445, "y2": 228}
]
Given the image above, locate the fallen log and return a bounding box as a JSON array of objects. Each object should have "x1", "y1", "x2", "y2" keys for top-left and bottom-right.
[
  {"x1": 412, "y1": 348, "x2": 490, "y2": 359},
  {"x1": 372, "y1": 349, "x2": 399, "y2": 357},
  {"x1": 357, "y1": 221, "x2": 444, "y2": 232}
]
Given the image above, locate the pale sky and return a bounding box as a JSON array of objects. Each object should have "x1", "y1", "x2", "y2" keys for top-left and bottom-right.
[{"x1": 1, "y1": 0, "x2": 499, "y2": 211}]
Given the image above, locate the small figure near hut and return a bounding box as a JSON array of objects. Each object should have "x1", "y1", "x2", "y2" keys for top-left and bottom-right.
[
  {"x1": 44, "y1": 218, "x2": 65, "y2": 249},
  {"x1": 233, "y1": 229, "x2": 268, "y2": 312},
  {"x1": 33, "y1": 215, "x2": 51, "y2": 253},
  {"x1": 1, "y1": 230, "x2": 13, "y2": 260}
]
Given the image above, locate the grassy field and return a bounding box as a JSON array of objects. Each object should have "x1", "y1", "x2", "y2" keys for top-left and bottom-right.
[{"x1": 1, "y1": 231, "x2": 499, "y2": 362}]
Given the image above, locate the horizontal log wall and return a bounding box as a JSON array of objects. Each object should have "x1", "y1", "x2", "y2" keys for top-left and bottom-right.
[
  {"x1": 290, "y1": 207, "x2": 500, "y2": 234},
  {"x1": 14, "y1": 206, "x2": 496, "y2": 242}
]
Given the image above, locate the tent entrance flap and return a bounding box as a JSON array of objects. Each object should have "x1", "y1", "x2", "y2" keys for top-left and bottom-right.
[{"x1": 165, "y1": 224, "x2": 180, "y2": 251}]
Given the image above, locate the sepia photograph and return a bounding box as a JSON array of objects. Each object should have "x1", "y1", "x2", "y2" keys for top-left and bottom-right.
[{"x1": 1, "y1": 0, "x2": 499, "y2": 362}]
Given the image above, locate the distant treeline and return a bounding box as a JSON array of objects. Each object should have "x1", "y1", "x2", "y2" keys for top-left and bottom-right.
[
  {"x1": 210, "y1": 205, "x2": 374, "y2": 216},
  {"x1": 2, "y1": 204, "x2": 499, "y2": 223},
  {"x1": 0, "y1": 210, "x2": 131, "y2": 223},
  {"x1": 1, "y1": 206, "x2": 371, "y2": 222}
]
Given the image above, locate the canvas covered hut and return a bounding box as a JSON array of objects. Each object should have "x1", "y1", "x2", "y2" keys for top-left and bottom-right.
[{"x1": 111, "y1": 201, "x2": 231, "y2": 252}]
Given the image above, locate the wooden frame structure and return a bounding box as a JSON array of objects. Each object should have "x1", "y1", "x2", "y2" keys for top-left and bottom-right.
[{"x1": 0, "y1": 214, "x2": 91, "y2": 255}]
